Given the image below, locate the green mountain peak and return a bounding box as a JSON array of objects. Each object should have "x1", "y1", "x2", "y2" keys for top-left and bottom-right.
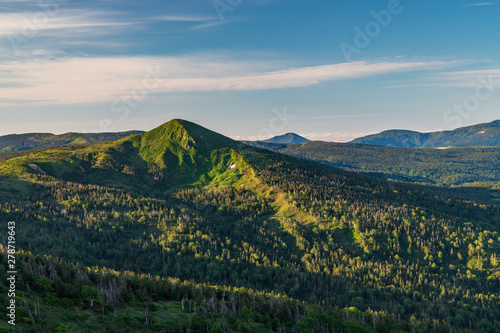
[
  {"x1": 129, "y1": 119, "x2": 238, "y2": 169},
  {"x1": 0, "y1": 119, "x2": 246, "y2": 192}
]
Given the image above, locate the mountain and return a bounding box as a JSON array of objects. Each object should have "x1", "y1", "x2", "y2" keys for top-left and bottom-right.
[
  {"x1": 248, "y1": 140, "x2": 500, "y2": 189},
  {"x1": 130, "y1": 119, "x2": 238, "y2": 168},
  {"x1": 351, "y1": 119, "x2": 500, "y2": 148},
  {"x1": 0, "y1": 130, "x2": 144, "y2": 153},
  {"x1": 262, "y1": 133, "x2": 310, "y2": 144},
  {"x1": 1, "y1": 119, "x2": 500, "y2": 332},
  {"x1": 0, "y1": 119, "x2": 245, "y2": 190},
  {"x1": 351, "y1": 130, "x2": 430, "y2": 148}
]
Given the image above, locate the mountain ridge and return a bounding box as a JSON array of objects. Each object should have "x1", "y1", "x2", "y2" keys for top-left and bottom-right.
[
  {"x1": 351, "y1": 119, "x2": 500, "y2": 148},
  {"x1": 0, "y1": 130, "x2": 144, "y2": 153}
]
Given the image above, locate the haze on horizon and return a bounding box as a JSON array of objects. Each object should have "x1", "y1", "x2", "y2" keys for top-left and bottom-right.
[{"x1": 0, "y1": 0, "x2": 499, "y2": 141}]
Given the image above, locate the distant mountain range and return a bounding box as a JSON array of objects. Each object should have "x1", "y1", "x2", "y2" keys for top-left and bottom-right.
[
  {"x1": 0, "y1": 131, "x2": 144, "y2": 153},
  {"x1": 3, "y1": 119, "x2": 499, "y2": 155},
  {"x1": 263, "y1": 133, "x2": 310, "y2": 144},
  {"x1": 248, "y1": 140, "x2": 500, "y2": 190},
  {"x1": 351, "y1": 119, "x2": 500, "y2": 148}
]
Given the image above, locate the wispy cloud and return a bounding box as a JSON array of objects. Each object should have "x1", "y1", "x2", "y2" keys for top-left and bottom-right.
[
  {"x1": 152, "y1": 15, "x2": 216, "y2": 22},
  {"x1": 433, "y1": 69, "x2": 500, "y2": 87},
  {"x1": 0, "y1": 9, "x2": 222, "y2": 39},
  {"x1": 190, "y1": 19, "x2": 233, "y2": 30},
  {"x1": 0, "y1": 8, "x2": 225, "y2": 59},
  {"x1": 0, "y1": 57, "x2": 450, "y2": 105},
  {"x1": 0, "y1": 10, "x2": 132, "y2": 38},
  {"x1": 463, "y1": 2, "x2": 498, "y2": 7},
  {"x1": 389, "y1": 69, "x2": 500, "y2": 88},
  {"x1": 144, "y1": 14, "x2": 227, "y2": 29}
]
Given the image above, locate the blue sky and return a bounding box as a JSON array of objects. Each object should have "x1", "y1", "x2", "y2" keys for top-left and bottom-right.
[{"x1": 0, "y1": 0, "x2": 499, "y2": 141}]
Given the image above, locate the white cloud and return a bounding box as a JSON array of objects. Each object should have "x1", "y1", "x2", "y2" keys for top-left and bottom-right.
[
  {"x1": 0, "y1": 10, "x2": 132, "y2": 38},
  {"x1": 190, "y1": 19, "x2": 232, "y2": 30},
  {"x1": 0, "y1": 8, "x2": 221, "y2": 58},
  {"x1": 152, "y1": 15, "x2": 217, "y2": 22},
  {"x1": 393, "y1": 69, "x2": 500, "y2": 89},
  {"x1": 436, "y1": 69, "x2": 500, "y2": 86},
  {"x1": 463, "y1": 2, "x2": 498, "y2": 7},
  {"x1": 0, "y1": 57, "x2": 449, "y2": 105},
  {"x1": 0, "y1": 9, "x2": 225, "y2": 38}
]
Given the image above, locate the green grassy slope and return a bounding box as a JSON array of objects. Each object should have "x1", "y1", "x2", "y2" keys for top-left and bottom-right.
[
  {"x1": 127, "y1": 119, "x2": 241, "y2": 181},
  {"x1": 0, "y1": 120, "x2": 248, "y2": 191}
]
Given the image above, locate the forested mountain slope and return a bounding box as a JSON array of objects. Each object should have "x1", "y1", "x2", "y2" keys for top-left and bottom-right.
[
  {"x1": 1, "y1": 250, "x2": 454, "y2": 332},
  {"x1": 351, "y1": 120, "x2": 500, "y2": 148},
  {"x1": 0, "y1": 131, "x2": 143, "y2": 153},
  {"x1": 0, "y1": 120, "x2": 499, "y2": 332},
  {"x1": 247, "y1": 140, "x2": 500, "y2": 189}
]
